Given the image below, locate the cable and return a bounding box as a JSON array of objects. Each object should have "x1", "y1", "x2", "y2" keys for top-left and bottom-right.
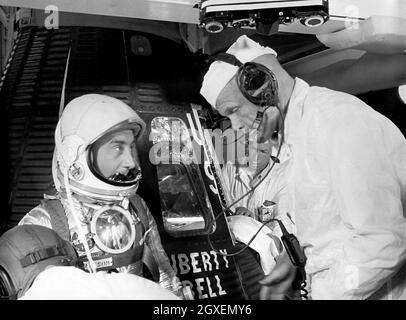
[
  {"x1": 300, "y1": 279, "x2": 309, "y2": 300},
  {"x1": 64, "y1": 167, "x2": 97, "y2": 273},
  {"x1": 273, "y1": 219, "x2": 308, "y2": 300}
]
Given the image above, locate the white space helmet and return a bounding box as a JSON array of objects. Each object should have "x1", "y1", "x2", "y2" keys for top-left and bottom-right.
[{"x1": 53, "y1": 94, "x2": 146, "y2": 201}]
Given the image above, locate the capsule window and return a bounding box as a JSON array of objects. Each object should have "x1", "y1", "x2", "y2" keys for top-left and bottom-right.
[{"x1": 150, "y1": 117, "x2": 215, "y2": 237}]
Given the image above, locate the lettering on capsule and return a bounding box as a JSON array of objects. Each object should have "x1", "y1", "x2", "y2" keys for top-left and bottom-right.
[
  {"x1": 170, "y1": 249, "x2": 230, "y2": 299},
  {"x1": 171, "y1": 250, "x2": 229, "y2": 274}
]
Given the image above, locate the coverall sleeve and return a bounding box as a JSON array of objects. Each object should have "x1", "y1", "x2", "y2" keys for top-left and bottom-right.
[
  {"x1": 310, "y1": 112, "x2": 406, "y2": 299},
  {"x1": 220, "y1": 163, "x2": 234, "y2": 197}
]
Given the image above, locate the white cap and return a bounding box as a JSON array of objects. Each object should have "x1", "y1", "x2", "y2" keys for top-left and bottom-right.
[{"x1": 200, "y1": 35, "x2": 277, "y2": 108}]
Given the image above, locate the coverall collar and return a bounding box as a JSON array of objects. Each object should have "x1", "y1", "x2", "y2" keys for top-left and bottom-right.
[{"x1": 283, "y1": 77, "x2": 310, "y2": 146}]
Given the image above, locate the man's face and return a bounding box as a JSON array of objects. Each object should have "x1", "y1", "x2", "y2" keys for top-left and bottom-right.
[
  {"x1": 237, "y1": 136, "x2": 273, "y2": 175},
  {"x1": 94, "y1": 129, "x2": 139, "y2": 179},
  {"x1": 216, "y1": 76, "x2": 279, "y2": 143},
  {"x1": 252, "y1": 141, "x2": 273, "y2": 173}
]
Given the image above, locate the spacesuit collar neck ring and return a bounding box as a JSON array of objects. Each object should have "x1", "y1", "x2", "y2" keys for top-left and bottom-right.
[{"x1": 60, "y1": 194, "x2": 138, "y2": 255}]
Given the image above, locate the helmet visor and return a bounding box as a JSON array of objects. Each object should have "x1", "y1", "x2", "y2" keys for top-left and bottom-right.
[
  {"x1": 237, "y1": 62, "x2": 278, "y2": 106},
  {"x1": 88, "y1": 122, "x2": 143, "y2": 186}
]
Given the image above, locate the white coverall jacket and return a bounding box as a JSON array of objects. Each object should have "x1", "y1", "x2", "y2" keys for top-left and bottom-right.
[
  {"x1": 222, "y1": 149, "x2": 295, "y2": 230},
  {"x1": 280, "y1": 78, "x2": 406, "y2": 299}
]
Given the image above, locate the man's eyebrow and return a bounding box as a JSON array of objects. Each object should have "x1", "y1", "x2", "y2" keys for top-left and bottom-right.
[{"x1": 108, "y1": 137, "x2": 133, "y2": 145}]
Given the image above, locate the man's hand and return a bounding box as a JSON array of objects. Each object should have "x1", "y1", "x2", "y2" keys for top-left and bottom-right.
[
  {"x1": 234, "y1": 207, "x2": 255, "y2": 218},
  {"x1": 259, "y1": 250, "x2": 298, "y2": 300}
]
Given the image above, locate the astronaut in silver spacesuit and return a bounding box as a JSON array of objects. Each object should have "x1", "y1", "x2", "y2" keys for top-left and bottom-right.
[{"x1": 19, "y1": 94, "x2": 184, "y2": 297}]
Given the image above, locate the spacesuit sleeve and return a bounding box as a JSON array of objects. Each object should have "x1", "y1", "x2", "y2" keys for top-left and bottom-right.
[
  {"x1": 140, "y1": 199, "x2": 185, "y2": 298},
  {"x1": 18, "y1": 204, "x2": 53, "y2": 229},
  {"x1": 139, "y1": 199, "x2": 176, "y2": 278},
  {"x1": 310, "y1": 112, "x2": 406, "y2": 299}
]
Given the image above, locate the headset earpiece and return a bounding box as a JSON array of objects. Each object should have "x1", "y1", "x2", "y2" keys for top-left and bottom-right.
[
  {"x1": 211, "y1": 52, "x2": 279, "y2": 107},
  {"x1": 237, "y1": 62, "x2": 279, "y2": 107}
]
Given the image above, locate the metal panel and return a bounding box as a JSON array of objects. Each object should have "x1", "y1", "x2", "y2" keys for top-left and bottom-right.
[
  {"x1": 0, "y1": 27, "x2": 71, "y2": 231},
  {"x1": 1, "y1": 0, "x2": 405, "y2": 34}
]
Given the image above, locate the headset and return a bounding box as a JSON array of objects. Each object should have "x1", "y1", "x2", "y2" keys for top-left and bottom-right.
[
  {"x1": 213, "y1": 52, "x2": 279, "y2": 131},
  {"x1": 206, "y1": 52, "x2": 308, "y2": 299}
]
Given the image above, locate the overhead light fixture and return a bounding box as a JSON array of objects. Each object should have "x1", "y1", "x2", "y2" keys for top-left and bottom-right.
[
  {"x1": 399, "y1": 85, "x2": 406, "y2": 104},
  {"x1": 130, "y1": 35, "x2": 151, "y2": 56}
]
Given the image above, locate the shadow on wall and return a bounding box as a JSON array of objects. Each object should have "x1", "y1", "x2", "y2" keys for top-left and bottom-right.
[
  {"x1": 126, "y1": 30, "x2": 202, "y2": 105},
  {"x1": 357, "y1": 87, "x2": 406, "y2": 136}
]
